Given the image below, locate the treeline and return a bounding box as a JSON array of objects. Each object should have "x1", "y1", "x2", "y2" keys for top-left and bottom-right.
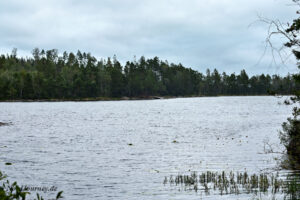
[{"x1": 0, "y1": 48, "x2": 297, "y2": 100}]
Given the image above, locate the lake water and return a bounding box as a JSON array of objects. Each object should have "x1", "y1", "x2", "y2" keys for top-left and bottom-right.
[{"x1": 0, "y1": 96, "x2": 295, "y2": 199}]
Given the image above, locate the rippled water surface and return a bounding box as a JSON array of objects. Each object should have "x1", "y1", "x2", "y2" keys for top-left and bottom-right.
[{"x1": 0, "y1": 96, "x2": 295, "y2": 199}]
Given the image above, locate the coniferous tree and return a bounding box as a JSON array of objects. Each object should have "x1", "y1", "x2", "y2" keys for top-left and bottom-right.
[{"x1": 0, "y1": 50, "x2": 297, "y2": 100}]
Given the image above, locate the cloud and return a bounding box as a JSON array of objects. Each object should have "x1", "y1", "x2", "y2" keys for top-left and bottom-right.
[{"x1": 0, "y1": 0, "x2": 298, "y2": 75}]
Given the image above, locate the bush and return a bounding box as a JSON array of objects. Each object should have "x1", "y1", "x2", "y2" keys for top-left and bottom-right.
[
  {"x1": 280, "y1": 106, "x2": 300, "y2": 169},
  {"x1": 0, "y1": 171, "x2": 63, "y2": 200}
]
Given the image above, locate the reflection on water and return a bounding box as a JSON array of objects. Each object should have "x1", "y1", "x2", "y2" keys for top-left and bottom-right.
[{"x1": 0, "y1": 96, "x2": 297, "y2": 199}]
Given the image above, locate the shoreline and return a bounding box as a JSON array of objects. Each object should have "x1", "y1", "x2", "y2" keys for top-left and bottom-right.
[
  {"x1": 0, "y1": 94, "x2": 288, "y2": 102},
  {"x1": 0, "y1": 96, "x2": 168, "y2": 102}
]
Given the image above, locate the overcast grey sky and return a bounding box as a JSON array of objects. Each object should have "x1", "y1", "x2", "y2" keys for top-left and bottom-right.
[{"x1": 0, "y1": 0, "x2": 298, "y2": 75}]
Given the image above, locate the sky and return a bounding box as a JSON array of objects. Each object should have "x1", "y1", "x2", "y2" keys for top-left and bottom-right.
[{"x1": 0, "y1": 0, "x2": 299, "y2": 75}]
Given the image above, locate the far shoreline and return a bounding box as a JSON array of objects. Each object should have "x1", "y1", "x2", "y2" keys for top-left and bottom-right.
[{"x1": 0, "y1": 94, "x2": 288, "y2": 102}]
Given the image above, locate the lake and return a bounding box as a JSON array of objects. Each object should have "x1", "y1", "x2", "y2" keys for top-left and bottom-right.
[{"x1": 0, "y1": 96, "x2": 295, "y2": 199}]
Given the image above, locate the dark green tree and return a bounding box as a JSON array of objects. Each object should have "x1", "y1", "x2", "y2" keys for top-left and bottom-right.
[{"x1": 0, "y1": 48, "x2": 296, "y2": 100}]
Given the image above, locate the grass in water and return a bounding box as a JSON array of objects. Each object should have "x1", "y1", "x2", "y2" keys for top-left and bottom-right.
[{"x1": 164, "y1": 171, "x2": 300, "y2": 200}]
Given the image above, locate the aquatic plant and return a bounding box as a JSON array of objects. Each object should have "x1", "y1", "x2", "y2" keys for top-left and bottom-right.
[
  {"x1": 284, "y1": 173, "x2": 300, "y2": 200},
  {"x1": 164, "y1": 171, "x2": 300, "y2": 199}
]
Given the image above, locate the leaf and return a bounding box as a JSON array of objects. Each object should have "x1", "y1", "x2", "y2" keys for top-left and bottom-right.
[{"x1": 56, "y1": 191, "x2": 63, "y2": 199}]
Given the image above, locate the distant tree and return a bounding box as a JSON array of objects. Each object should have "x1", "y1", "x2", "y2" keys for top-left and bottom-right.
[
  {"x1": 11, "y1": 48, "x2": 17, "y2": 58},
  {"x1": 0, "y1": 48, "x2": 297, "y2": 100},
  {"x1": 238, "y1": 70, "x2": 249, "y2": 95},
  {"x1": 32, "y1": 48, "x2": 40, "y2": 61}
]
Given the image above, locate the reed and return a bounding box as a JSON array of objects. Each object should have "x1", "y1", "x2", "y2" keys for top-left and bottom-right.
[{"x1": 164, "y1": 170, "x2": 299, "y2": 199}]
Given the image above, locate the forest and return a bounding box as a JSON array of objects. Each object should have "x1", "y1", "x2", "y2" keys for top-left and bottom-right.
[{"x1": 0, "y1": 48, "x2": 297, "y2": 100}]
